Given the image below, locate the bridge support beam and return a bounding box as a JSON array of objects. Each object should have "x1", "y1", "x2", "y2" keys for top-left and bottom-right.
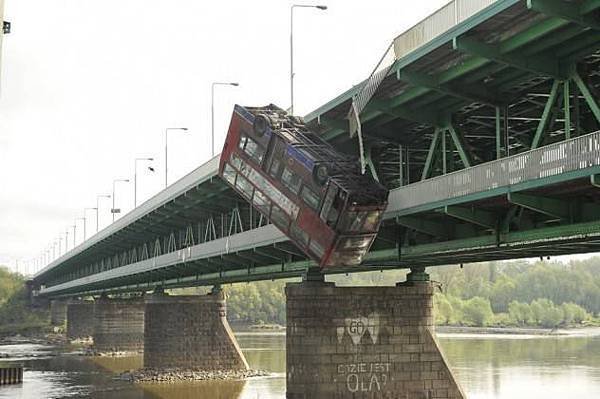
[
  {"x1": 66, "y1": 299, "x2": 94, "y2": 340},
  {"x1": 286, "y1": 279, "x2": 465, "y2": 399},
  {"x1": 143, "y1": 291, "x2": 248, "y2": 370},
  {"x1": 93, "y1": 297, "x2": 145, "y2": 354},
  {"x1": 49, "y1": 299, "x2": 68, "y2": 327}
]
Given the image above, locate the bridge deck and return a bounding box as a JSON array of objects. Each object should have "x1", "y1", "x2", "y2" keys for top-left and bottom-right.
[{"x1": 35, "y1": 0, "x2": 600, "y2": 297}]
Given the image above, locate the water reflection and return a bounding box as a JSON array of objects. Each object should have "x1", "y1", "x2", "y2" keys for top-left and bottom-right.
[
  {"x1": 1, "y1": 330, "x2": 600, "y2": 398},
  {"x1": 439, "y1": 332, "x2": 600, "y2": 399}
]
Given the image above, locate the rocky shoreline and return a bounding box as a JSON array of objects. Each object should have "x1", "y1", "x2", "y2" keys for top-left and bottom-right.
[{"x1": 116, "y1": 367, "x2": 269, "y2": 383}]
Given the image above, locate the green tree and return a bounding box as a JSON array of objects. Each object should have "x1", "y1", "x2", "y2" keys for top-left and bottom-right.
[
  {"x1": 462, "y1": 297, "x2": 494, "y2": 326},
  {"x1": 508, "y1": 301, "x2": 532, "y2": 326},
  {"x1": 434, "y1": 293, "x2": 454, "y2": 325}
]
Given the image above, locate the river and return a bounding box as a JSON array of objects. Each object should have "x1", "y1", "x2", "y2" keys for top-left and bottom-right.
[{"x1": 1, "y1": 329, "x2": 600, "y2": 398}]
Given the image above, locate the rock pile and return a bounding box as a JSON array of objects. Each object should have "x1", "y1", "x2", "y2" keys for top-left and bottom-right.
[{"x1": 117, "y1": 368, "x2": 269, "y2": 383}]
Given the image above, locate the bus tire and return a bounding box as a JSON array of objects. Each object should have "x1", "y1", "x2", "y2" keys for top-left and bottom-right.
[
  {"x1": 253, "y1": 114, "x2": 270, "y2": 137},
  {"x1": 313, "y1": 164, "x2": 329, "y2": 186}
]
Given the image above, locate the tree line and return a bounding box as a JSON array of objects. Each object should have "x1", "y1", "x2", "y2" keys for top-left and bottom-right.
[
  {"x1": 222, "y1": 258, "x2": 600, "y2": 328},
  {"x1": 2, "y1": 256, "x2": 599, "y2": 330},
  {"x1": 0, "y1": 266, "x2": 49, "y2": 334}
]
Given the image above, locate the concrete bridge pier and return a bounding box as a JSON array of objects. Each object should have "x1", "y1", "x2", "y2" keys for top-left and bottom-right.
[
  {"x1": 49, "y1": 299, "x2": 68, "y2": 326},
  {"x1": 92, "y1": 296, "x2": 145, "y2": 353},
  {"x1": 66, "y1": 299, "x2": 95, "y2": 340},
  {"x1": 285, "y1": 270, "x2": 465, "y2": 399},
  {"x1": 143, "y1": 287, "x2": 248, "y2": 370}
]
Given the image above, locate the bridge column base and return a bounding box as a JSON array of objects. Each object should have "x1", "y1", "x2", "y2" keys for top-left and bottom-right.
[
  {"x1": 93, "y1": 297, "x2": 145, "y2": 353},
  {"x1": 50, "y1": 299, "x2": 67, "y2": 326},
  {"x1": 286, "y1": 280, "x2": 465, "y2": 399},
  {"x1": 143, "y1": 291, "x2": 248, "y2": 370},
  {"x1": 66, "y1": 299, "x2": 94, "y2": 340}
]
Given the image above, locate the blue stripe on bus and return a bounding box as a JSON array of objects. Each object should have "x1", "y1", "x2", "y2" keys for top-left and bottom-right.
[
  {"x1": 235, "y1": 104, "x2": 255, "y2": 124},
  {"x1": 235, "y1": 105, "x2": 272, "y2": 138},
  {"x1": 286, "y1": 146, "x2": 314, "y2": 171}
]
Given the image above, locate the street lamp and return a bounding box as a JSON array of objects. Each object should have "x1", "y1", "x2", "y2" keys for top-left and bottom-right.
[
  {"x1": 290, "y1": 4, "x2": 327, "y2": 115},
  {"x1": 64, "y1": 230, "x2": 70, "y2": 252},
  {"x1": 76, "y1": 217, "x2": 86, "y2": 243},
  {"x1": 96, "y1": 194, "x2": 111, "y2": 232},
  {"x1": 134, "y1": 157, "x2": 154, "y2": 207},
  {"x1": 211, "y1": 82, "x2": 239, "y2": 157},
  {"x1": 84, "y1": 208, "x2": 96, "y2": 238},
  {"x1": 164, "y1": 127, "x2": 188, "y2": 187},
  {"x1": 111, "y1": 178, "x2": 130, "y2": 222}
]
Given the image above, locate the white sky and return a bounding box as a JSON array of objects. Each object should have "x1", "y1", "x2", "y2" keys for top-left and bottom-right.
[{"x1": 0, "y1": 0, "x2": 454, "y2": 273}]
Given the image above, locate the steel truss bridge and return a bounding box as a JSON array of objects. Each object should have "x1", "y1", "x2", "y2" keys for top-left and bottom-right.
[{"x1": 34, "y1": 0, "x2": 600, "y2": 298}]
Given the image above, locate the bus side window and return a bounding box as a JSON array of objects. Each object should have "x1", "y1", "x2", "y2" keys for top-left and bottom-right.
[
  {"x1": 327, "y1": 192, "x2": 345, "y2": 227},
  {"x1": 268, "y1": 138, "x2": 284, "y2": 179},
  {"x1": 239, "y1": 133, "x2": 265, "y2": 165},
  {"x1": 281, "y1": 166, "x2": 302, "y2": 194},
  {"x1": 270, "y1": 158, "x2": 281, "y2": 178},
  {"x1": 300, "y1": 185, "x2": 320, "y2": 211},
  {"x1": 320, "y1": 184, "x2": 337, "y2": 225}
]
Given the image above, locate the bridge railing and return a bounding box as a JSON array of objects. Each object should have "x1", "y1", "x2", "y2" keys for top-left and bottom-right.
[
  {"x1": 349, "y1": 0, "x2": 502, "y2": 134},
  {"x1": 389, "y1": 131, "x2": 600, "y2": 212}
]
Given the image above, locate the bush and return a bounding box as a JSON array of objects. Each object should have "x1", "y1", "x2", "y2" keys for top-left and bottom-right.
[
  {"x1": 462, "y1": 297, "x2": 494, "y2": 327},
  {"x1": 508, "y1": 301, "x2": 532, "y2": 326},
  {"x1": 434, "y1": 293, "x2": 454, "y2": 325}
]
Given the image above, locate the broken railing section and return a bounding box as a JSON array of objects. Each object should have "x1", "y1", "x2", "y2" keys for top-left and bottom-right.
[{"x1": 45, "y1": 205, "x2": 271, "y2": 288}]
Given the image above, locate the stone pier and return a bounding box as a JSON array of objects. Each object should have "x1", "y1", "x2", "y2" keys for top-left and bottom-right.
[
  {"x1": 49, "y1": 299, "x2": 67, "y2": 326},
  {"x1": 286, "y1": 280, "x2": 465, "y2": 399},
  {"x1": 66, "y1": 299, "x2": 95, "y2": 340},
  {"x1": 93, "y1": 297, "x2": 145, "y2": 353},
  {"x1": 144, "y1": 291, "x2": 248, "y2": 370}
]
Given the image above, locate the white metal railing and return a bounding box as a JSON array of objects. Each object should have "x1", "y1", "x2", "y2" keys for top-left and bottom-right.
[
  {"x1": 393, "y1": 0, "x2": 497, "y2": 59},
  {"x1": 348, "y1": 0, "x2": 500, "y2": 135},
  {"x1": 388, "y1": 131, "x2": 600, "y2": 212}
]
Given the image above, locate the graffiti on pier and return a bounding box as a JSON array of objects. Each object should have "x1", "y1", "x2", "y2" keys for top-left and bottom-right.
[{"x1": 336, "y1": 312, "x2": 381, "y2": 345}]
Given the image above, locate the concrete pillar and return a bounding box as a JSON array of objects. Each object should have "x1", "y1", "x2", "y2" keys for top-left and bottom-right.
[
  {"x1": 144, "y1": 291, "x2": 248, "y2": 370},
  {"x1": 66, "y1": 300, "x2": 95, "y2": 340},
  {"x1": 93, "y1": 297, "x2": 145, "y2": 353},
  {"x1": 49, "y1": 299, "x2": 67, "y2": 326},
  {"x1": 286, "y1": 281, "x2": 465, "y2": 399}
]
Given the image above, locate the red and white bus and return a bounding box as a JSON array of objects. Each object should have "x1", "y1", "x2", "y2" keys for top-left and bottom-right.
[{"x1": 219, "y1": 104, "x2": 389, "y2": 268}]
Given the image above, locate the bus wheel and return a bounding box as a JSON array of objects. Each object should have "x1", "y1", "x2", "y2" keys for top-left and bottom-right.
[
  {"x1": 313, "y1": 164, "x2": 329, "y2": 186},
  {"x1": 253, "y1": 114, "x2": 270, "y2": 137}
]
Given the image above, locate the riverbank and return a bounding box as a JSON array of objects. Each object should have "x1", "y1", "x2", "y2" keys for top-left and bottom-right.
[{"x1": 437, "y1": 325, "x2": 600, "y2": 337}]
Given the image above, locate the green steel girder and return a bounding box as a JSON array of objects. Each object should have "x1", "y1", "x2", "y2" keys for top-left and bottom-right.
[
  {"x1": 316, "y1": 13, "x2": 579, "y2": 142},
  {"x1": 56, "y1": 217, "x2": 600, "y2": 298},
  {"x1": 447, "y1": 125, "x2": 473, "y2": 167},
  {"x1": 369, "y1": 99, "x2": 444, "y2": 127},
  {"x1": 559, "y1": 31, "x2": 600, "y2": 62},
  {"x1": 581, "y1": 0, "x2": 600, "y2": 14},
  {"x1": 396, "y1": 69, "x2": 503, "y2": 107},
  {"x1": 592, "y1": 174, "x2": 600, "y2": 188},
  {"x1": 572, "y1": 72, "x2": 600, "y2": 123},
  {"x1": 507, "y1": 192, "x2": 570, "y2": 220},
  {"x1": 396, "y1": 216, "x2": 449, "y2": 239},
  {"x1": 441, "y1": 205, "x2": 497, "y2": 230},
  {"x1": 452, "y1": 36, "x2": 565, "y2": 79},
  {"x1": 253, "y1": 248, "x2": 284, "y2": 262},
  {"x1": 421, "y1": 129, "x2": 441, "y2": 180},
  {"x1": 527, "y1": 0, "x2": 600, "y2": 30},
  {"x1": 531, "y1": 79, "x2": 561, "y2": 149}
]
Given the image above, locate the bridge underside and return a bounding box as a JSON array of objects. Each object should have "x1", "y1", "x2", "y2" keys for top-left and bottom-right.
[{"x1": 34, "y1": 0, "x2": 600, "y2": 298}]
